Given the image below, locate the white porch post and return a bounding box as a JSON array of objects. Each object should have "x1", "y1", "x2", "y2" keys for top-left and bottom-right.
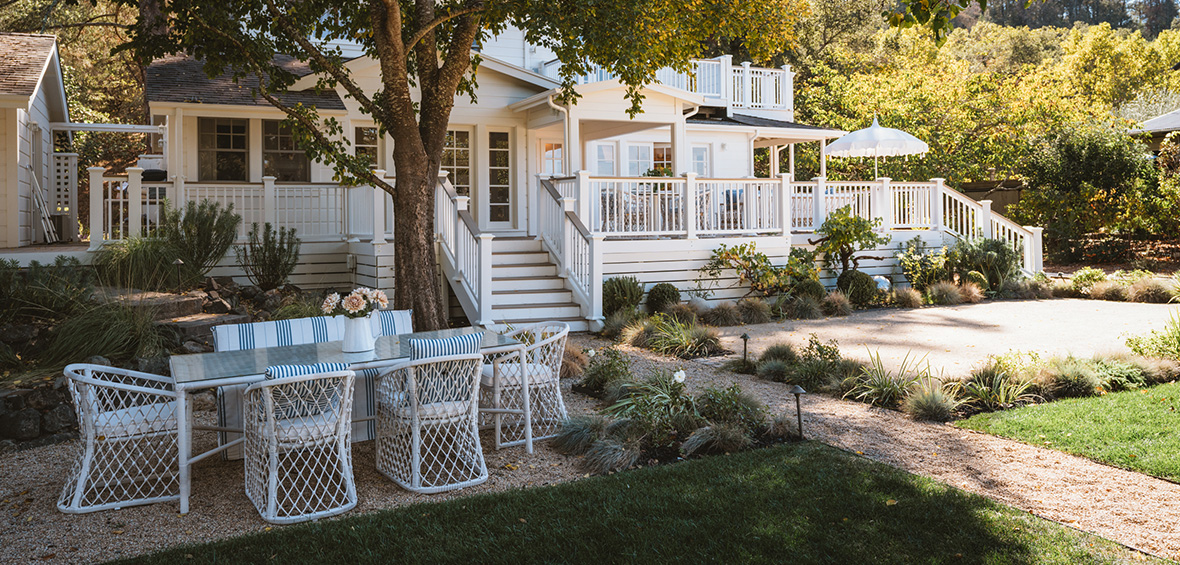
[
  {"x1": 779, "y1": 173, "x2": 793, "y2": 236},
  {"x1": 741, "y1": 62, "x2": 752, "y2": 107},
  {"x1": 979, "y1": 199, "x2": 994, "y2": 238},
  {"x1": 720, "y1": 55, "x2": 734, "y2": 106},
  {"x1": 770, "y1": 145, "x2": 780, "y2": 177},
  {"x1": 567, "y1": 112, "x2": 582, "y2": 173},
  {"x1": 577, "y1": 169, "x2": 592, "y2": 224},
  {"x1": 1027, "y1": 226, "x2": 1044, "y2": 273},
  {"x1": 87, "y1": 166, "x2": 105, "y2": 250},
  {"x1": 476, "y1": 232, "x2": 495, "y2": 326},
  {"x1": 877, "y1": 177, "x2": 893, "y2": 232},
  {"x1": 262, "y1": 175, "x2": 276, "y2": 227},
  {"x1": 671, "y1": 115, "x2": 688, "y2": 175},
  {"x1": 819, "y1": 139, "x2": 827, "y2": 177},
  {"x1": 127, "y1": 167, "x2": 143, "y2": 238},
  {"x1": 589, "y1": 233, "x2": 605, "y2": 329},
  {"x1": 930, "y1": 178, "x2": 945, "y2": 230},
  {"x1": 685, "y1": 172, "x2": 698, "y2": 239},
  {"x1": 454, "y1": 194, "x2": 469, "y2": 252},
  {"x1": 371, "y1": 169, "x2": 387, "y2": 244},
  {"x1": 781, "y1": 65, "x2": 795, "y2": 118},
  {"x1": 813, "y1": 176, "x2": 826, "y2": 230}
]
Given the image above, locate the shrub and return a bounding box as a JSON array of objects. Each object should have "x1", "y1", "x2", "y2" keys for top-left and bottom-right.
[
  {"x1": 736, "y1": 297, "x2": 771, "y2": 324},
  {"x1": 955, "y1": 362, "x2": 1038, "y2": 411},
  {"x1": 760, "y1": 343, "x2": 799, "y2": 365},
  {"x1": 1052, "y1": 280, "x2": 1082, "y2": 298},
  {"x1": 562, "y1": 346, "x2": 589, "y2": 381},
  {"x1": 699, "y1": 243, "x2": 820, "y2": 297},
  {"x1": 814, "y1": 205, "x2": 890, "y2": 275},
  {"x1": 681, "y1": 423, "x2": 753, "y2": 456},
  {"x1": 903, "y1": 380, "x2": 961, "y2": 421},
  {"x1": 964, "y1": 270, "x2": 989, "y2": 290},
  {"x1": 1125, "y1": 314, "x2": 1180, "y2": 359},
  {"x1": 843, "y1": 350, "x2": 926, "y2": 408},
  {"x1": 1111, "y1": 353, "x2": 1180, "y2": 384},
  {"x1": 1088, "y1": 280, "x2": 1128, "y2": 301},
  {"x1": 645, "y1": 314, "x2": 724, "y2": 359},
  {"x1": 766, "y1": 413, "x2": 799, "y2": 439},
  {"x1": 1, "y1": 256, "x2": 95, "y2": 322},
  {"x1": 42, "y1": 303, "x2": 170, "y2": 364},
  {"x1": 95, "y1": 236, "x2": 187, "y2": 292},
  {"x1": 787, "y1": 296, "x2": 823, "y2": 319},
  {"x1": 1091, "y1": 357, "x2": 1148, "y2": 391},
  {"x1": 603, "y1": 276, "x2": 643, "y2": 317},
  {"x1": 788, "y1": 358, "x2": 848, "y2": 392},
  {"x1": 663, "y1": 302, "x2": 698, "y2": 325},
  {"x1": 1128, "y1": 278, "x2": 1173, "y2": 303},
  {"x1": 1070, "y1": 267, "x2": 1108, "y2": 295},
  {"x1": 1028, "y1": 278, "x2": 1054, "y2": 299},
  {"x1": 702, "y1": 301, "x2": 742, "y2": 326},
  {"x1": 578, "y1": 347, "x2": 632, "y2": 396},
  {"x1": 896, "y1": 237, "x2": 948, "y2": 291},
  {"x1": 582, "y1": 436, "x2": 642, "y2": 474},
  {"x1": 721, "y1": 357, "x2": 758, "y2": 374},
  {"x1": 756, "y1": 360, "x2": 792, "y2": 383},
  {"x1": 946, "y1": 237, "x2": 1021, "y2": 290},
  {"x1": 602, "y1": 309, "x2": 641, "y2": 340},
  {"x1": 892, "y1": 287, "x2": 924, "y2": 308},
  {"x1": 236, "y1": 222, "x2": 301, "y2": 291},
  {"x1": 958, "y1": 283, "x2": 985, "y2": 303},
  {"x1": 551, "y1": 415, "x2": 608, "y2": 455},
  {"x1": 842, "y1": 270, "x2": 878, "y2": 306},
  {"x1": 1037, "y1": 356, "x2": 1102, "y2": 398},
  {"x1": 160, "y1": 199, "x2": 242, "y2": 283},
  {"x1": 926, "y1": 281, "x2": 963, "y2": 305},
  {"x1": 822, "y1": 291, "x2": 853, "y2": 316},
  {"x1": 696, "y1": 385, "x2": 767, "y2": 434},
  {"x1": 646, "y1": 282, "x2": 681, "y2": 314},
  {"x1": 620, "y1": 317, "x2": 658, "y2": 349},
  {"x1": 604, "y1": 371, "x2": 700, "y2": 445},
  {"x1": 793, "y1": 278, "x2": 827, "y2": 301},
  {"x1": 801, "y1": 333, "x2": 844, "y2": 364}
]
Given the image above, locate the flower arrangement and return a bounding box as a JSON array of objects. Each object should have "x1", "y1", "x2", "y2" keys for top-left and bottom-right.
[{"x1": 322, "y1": 287, "x2": 388, "y2": 319}]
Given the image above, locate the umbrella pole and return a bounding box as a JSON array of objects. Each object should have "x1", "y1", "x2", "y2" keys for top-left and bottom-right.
[{"x1": 874, "y1": 155, "x2": 879, "y2": 178}]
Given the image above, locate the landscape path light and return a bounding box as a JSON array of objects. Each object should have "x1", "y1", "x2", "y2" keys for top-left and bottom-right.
[
  {"x1": 173, "y1": 258, "x2": 185, "y2": 290},
  {"x1": 788, "y1": 385, "x2": 806, "y2": 439}
]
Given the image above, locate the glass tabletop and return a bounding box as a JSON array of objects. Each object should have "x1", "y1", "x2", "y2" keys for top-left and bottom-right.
[{"x1": 169, "y1": 327, "x2": 518, "y2": 386}]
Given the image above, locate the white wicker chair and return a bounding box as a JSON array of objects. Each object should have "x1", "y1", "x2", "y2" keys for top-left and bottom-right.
[
  {"x1": 58, "y1": 364, "x2": 180, "y2": 514},
  {"x1": 375, "y1": 353, "x2": 487, "y2": 494},
  {"x1": 480, "y1": 322, "x2": 570, "y2": 449},
  {"x1": 243, "y1": 366, "x2": 356, "y2": 524}
]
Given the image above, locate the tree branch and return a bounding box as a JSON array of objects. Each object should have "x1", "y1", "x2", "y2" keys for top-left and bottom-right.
[
  {"x1": 405, "y1": 5, "x2": 485, "y2": 52},
  {"x1": 42, "y1": 22, "x2": 130, "y2": 30}
]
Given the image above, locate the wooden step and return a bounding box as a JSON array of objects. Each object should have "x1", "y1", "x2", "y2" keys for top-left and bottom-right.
[
  {"x1": 491, "y1": 288, "x2": 573, "y2": 306},
  {"x1": 491, "y1": 251, "x2": 552, "y2": 265},
  {"x1": 490, "y1": 237, "x2": 543, "y2": 253},
  {"x1": 490, "y1": 275, "x2": 566, "y2": 291},
  {"x1": 492, "y1": 302, "x2": 581, "y2": 318},
  {"x1": 491, "y1": 262, "x2": 557, "y2": 278},
  {"x1": 491, "y1": 316, "x2": 589, "y2": 332}
]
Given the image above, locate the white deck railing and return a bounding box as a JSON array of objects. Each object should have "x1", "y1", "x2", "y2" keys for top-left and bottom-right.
[
  {"x1": 539, "y1": 178, "x2": 602, "y2": 324},
  {"x1": 434, "y1": 175, "x2": 494, "y2": 326},
  {"x1": 542, "y1": 55, "x2": 793, "y2": 113}
]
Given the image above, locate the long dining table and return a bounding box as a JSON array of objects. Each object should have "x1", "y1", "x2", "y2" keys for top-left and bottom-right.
[{"x1": 167, "y1": 327, "x2": 526, "y2": 514}]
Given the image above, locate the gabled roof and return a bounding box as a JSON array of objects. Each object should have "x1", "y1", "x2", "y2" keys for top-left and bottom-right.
[
  {"x1": 0, "y1": 33, "x2": 57, "y2": 98},
  {"x1": 688, "y1": 113, "x2": 833, "y2": 131},
  {"x1": 509, "y1": 78, "x2": 705, "y2": 112},
  {"x1": 146, "y1": 54, "x2": 346, "y2": 110},
  {"x1": 1131, "y1": 107, "x2": 1180, "y2": 135}
]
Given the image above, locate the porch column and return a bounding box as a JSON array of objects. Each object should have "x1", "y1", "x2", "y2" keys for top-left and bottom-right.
[
  {"x1": 779, "y1": 173, "x2": 793, "y2": 236},
  {"x1": 813, "y1": 176, "x2": 826, "y2": 230},
  {"x1": 685, "y1": 172, "x2": 698, "y2": 239},
  {"x1": 876, "y1": 177, "x2": 893, "y2": 232},
  {"x1": 87, "y1": 167, "x2": 105, "y2": 251},
  {"x1": 671, "y1": 116, "x2": 688, "y2": 175},
  {"x1": 979, "y1": 199, "x2": 994, "y2": 238},
  {"x1": 929, "y1": 178, "x2": 945, "y2": 230},
  {"x1": 567, "y1": 113, "x2": 582, "y2": 173},
  {"x1": 770, "y1": 146, "x2": 780, "y2": 178},
  {"x1": 262, "y1": 176, "x2": 276, "y2": 226},
  {"x1": 577, "y1": 169, "x2": 592, "y2": 224},
  {"x1": 1026, "y1": 226, "x2": 1044, "y2": 273},
  {"x1": 788, "y1": 144, "x2": 795, "y2": 177},
  {"x1": 372, "y1": 169, "x2": 387, "y2": 244},
  {"x1": 819, "y1": 139, "x2": 827, "y2": 177}
]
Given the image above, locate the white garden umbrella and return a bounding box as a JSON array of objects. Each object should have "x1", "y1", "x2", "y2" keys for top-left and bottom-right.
[{"x1": 823, "y1": 116, "x2": 929, "y2": 177}]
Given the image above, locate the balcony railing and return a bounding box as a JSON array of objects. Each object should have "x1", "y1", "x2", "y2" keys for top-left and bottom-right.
[{"x1": 541, "y1": 55, "x2": 794, "y2": 113}]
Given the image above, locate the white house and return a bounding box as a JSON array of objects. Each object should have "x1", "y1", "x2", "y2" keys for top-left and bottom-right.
[{"x1": 1, "y1": 30, "x2": 1043, "y2": 331}]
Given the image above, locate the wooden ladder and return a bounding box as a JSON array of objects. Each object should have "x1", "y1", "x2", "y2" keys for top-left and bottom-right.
[{"x1": 28, "y1": 166, "x2": 59, "y2": 243}]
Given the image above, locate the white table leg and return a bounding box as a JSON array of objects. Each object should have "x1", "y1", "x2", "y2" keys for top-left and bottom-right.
[
  {"x1": 176, "y1": 387, "x2": 191, "y2": 514},
  {"x1": 519, "y1": 345, "x2": 532, "y2": 454}
]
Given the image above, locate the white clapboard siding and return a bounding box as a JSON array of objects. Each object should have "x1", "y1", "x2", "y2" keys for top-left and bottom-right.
[{"x1": 206, "y1": 240, "x2": 353, "y2": 289}]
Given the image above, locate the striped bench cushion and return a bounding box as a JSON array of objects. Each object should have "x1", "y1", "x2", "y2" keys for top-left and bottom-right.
[
  {"x1": 212, "y1": 317, "x2": 344, "y2": 352},
  {"x1": 373, "y1": 309, "x2": 413, "y2": 337},
  {"x1": 408, "y1": 332, "x2": 483, "y2": 360},
  {"x1": 264, "y1": 362, "x2": 350, "y2": 380}
]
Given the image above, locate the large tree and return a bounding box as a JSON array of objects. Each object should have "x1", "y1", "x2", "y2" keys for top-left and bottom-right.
[{"x1": 117, "y1": 0, "x2": 804, "y2": 330}]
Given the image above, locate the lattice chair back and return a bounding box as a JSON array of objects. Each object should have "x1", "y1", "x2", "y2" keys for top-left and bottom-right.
[
  {"x1": 211, "y1": 316, "x2": 370, "y2": 459},
  {"x1": 376, "y1": 353, "x2": 488, "y2": 494},
  {"x1": 480, "y1": 322, "x2": 570, "y2": 448},
  {"x1": 243, "y1": 366, "x2": 356, "y2": 524},
  {"x1": 58, "y1": 364, "x2": 180, "y2": 513}
]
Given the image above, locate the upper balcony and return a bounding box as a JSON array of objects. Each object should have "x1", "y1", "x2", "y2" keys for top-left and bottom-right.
[{"x1": 539, "y1": 55, "x2": 795, "y2": 117}]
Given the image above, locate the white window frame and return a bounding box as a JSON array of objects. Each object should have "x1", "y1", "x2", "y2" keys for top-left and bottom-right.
[
  {"x1": 627, "y1": 142, "x2": 653, "y2": 176},
  {"x1": 594, "y1": 142, "x2": 617, "y2": 177},
  {"x1": 653, "y1": 143, "x2": 672, "y2": 172},
  {"x1": 486, "y1": 128, "x2": 513, "y2": 227},
  {"x1": 354, "y1": 124, "x2": 380, "y2": 169},
  {"x1": 691, "y1": 143, "x2": 712, "y2": 177},
  {"x1": 540, "y1": 139, "x2": 564, "y2": 177},
  {"x1": 442, "y1": 127, "x2": 473, "y2": 196}
]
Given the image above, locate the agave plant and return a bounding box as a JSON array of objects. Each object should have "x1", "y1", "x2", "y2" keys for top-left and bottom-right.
[{"x1": 952, "y1": 368, "x2": 1038, "y2": 411}]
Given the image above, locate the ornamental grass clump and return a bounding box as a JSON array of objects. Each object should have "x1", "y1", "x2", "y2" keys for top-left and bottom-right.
[
  {"x1": 925, "y1": 281, "x2": 962, "y2": 305},
  {"x1": 736, "y1": 297, "x2": 772, "y2": 324},
  {"x1": 787, "y1": 296, "x2": 823, "y2": 320},
  {"x1": 1127, "y1": 278, "x2": 1173, "y2": 303},
  {"x1": 644, "y1": 314, "x2": 724, "y2": 359},
  {"x1": 602, "y1": 308, "x2": 641, "y2": 340},
  {"x1": 756, "y1": 360, "x2": 792, "y2": 383},
  {"x1": 663, "y1": 302, "x2": 698, "y2": 325},
  {"x1": 1052, "y1": 280, "x2": 1082, "y2": 298},
  {"x1": 1037, "y1": 356, "x2": 1102, "y2": 398},
  {"x1": 1088, "y1": 280, "x2": 1128, "y2": 302},
  {"x1": 822, "y1": 291, "x2": 853, "y2": 316},
  {"x1": 903, "y1": 379, "x2": 962, "y2": 421},
  {"x1": 551, "y1": 415, "x2": 609, "y2": 455},
  {"x1": 702, "y1": 301, "x2": 742, "y2": 326},
  {"x1": 42, "y1": 302, "x2": 171, "y2": 364},
  {"x1": 1125, "y1": 313, "x2": 1180, "y2": 360},
  {"x1": 954, "y1": 361, "x2": 1038, "y2": 411},
  {"x1": 270, "y1": 294, "x2": 324, "y2": 320},
  {"x1": 843, "y1": 350, "x2": 926, "y2": 408},
  {"x1": 892, "y1": 287, "x2": 924, "y2": 308},
  {"x1": 759, "y1": 343, "x2": 799, "y2": 365},
  {"x1": 680, "y1": 423, "x2": 753, "y2": 456},
  {"x1": 620, "y1": 317, "x2": 658, "y2": 349},
  {"x1": 561, "y1": 346, "x2": 589, "y2": 381},
  {"x1": 958, "y1": 282, "x2": 985, "y2": 304}
]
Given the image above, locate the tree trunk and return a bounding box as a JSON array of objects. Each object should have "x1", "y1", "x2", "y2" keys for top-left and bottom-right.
[{"x1": 390, "y1": 164, "x2": 448, "y2": 331}]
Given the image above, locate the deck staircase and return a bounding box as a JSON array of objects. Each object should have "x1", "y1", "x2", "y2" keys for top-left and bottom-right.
[{"x1": 488, "y1": 237, "x2": 588, "y2": 331}]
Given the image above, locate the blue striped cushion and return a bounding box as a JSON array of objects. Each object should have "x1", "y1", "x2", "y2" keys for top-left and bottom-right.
[
  {"x1": 213, "y1": 317, "x2": 343, "y2": 352},
  {"x1": 264, "y1": 362, "x2": 350, "y2": 380},
  {"x1": 373, "y1": 309, "x2": 414, "y2": 337},
  {"x1": 408, "y1": 332, "x2": 483, "y2": 360}
]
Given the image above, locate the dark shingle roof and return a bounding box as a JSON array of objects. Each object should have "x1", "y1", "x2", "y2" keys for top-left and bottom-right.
[
  {"x1": 687, "y1": 113, "x2": 835, "y2": 131},
  {"x1": 146, "y1": 54, "x2": 345, "y2": 110},
  {"x1": 0, "y1": 33, "x2": 56, "y2": 98}
]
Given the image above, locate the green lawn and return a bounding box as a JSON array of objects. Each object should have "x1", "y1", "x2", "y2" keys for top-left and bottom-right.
[
  {"x1": 958, "y1": 382, "x2": 1180, "y2": 482},
  {"x1": 116, "y1": 442, "x2": 1161, "y2": 565}
]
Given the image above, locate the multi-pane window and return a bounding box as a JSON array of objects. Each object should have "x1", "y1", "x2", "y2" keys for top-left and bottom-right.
[
  {"x1": 197, "y1": 118, "x2": 248, "y2": 181},
  {"x1": 541, "y1": 142, "x2": 563, "y2": 176},
  {"x1": 441, "y1": 130, "x2": 471, "y2": 195},
  {"x1": 355, "y1": 127, "x2": 379, "y2": 168},
  {"x1": 627, "y1": 144, "x2": 653, "y2": 176},
  {"x1": 488, "y1": 131, "x2": 512, "y2": 223},
  {"x1": 692, "y1": 145, "x2": 710, "y2": 177},
  {"x1": 595, "y1": 144, "x2": 616, "y2": 176},
  {"x1": 262, "y1": 120, "x2": 310, "y2": 182},
  {"x1": 653, "y1": 144, "x2": 672, "y2": 172}
]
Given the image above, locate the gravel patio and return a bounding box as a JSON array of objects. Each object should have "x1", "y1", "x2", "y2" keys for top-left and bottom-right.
[{"x1": 2, "y1": 299, "x2": 1178, "y2": 563}]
